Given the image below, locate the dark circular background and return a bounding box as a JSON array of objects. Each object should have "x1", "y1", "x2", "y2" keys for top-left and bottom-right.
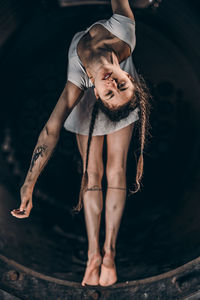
[{"x1": 0, "y1": 0, "x2": 200, "y2": 287}]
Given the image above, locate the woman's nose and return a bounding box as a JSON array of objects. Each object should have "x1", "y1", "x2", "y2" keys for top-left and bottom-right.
[
  {"x1": 108, "y1": 77, "x2": 118, "y2": 83},
  {"x1": 107, "y1": 78, "x2": 118, "y2": 87}
]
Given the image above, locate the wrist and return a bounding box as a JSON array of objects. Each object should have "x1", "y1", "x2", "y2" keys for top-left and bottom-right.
[{"x1": 23, "y1": 177, "x2": 35, "y2": 189}]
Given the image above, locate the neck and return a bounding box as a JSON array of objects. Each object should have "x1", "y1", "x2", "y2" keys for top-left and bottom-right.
[{"x1": 85, "y1": 50, "x2": 119, "y2": 83}]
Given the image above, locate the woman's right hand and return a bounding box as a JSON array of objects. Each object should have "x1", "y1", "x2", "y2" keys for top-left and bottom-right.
[{"x1": 11, "y1": 184, "x2": 34, "y2": 218}]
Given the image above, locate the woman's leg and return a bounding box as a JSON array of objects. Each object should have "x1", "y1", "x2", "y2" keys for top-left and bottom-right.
[
  {"x1": 76, "y1": 133, "x2": 104, "y2": 286},
  {"x1": 99, "y1": 123, "x2": 134, "y2": 286}
]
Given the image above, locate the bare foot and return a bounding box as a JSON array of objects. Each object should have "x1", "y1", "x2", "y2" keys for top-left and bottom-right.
[
  {"x1": 99, "y1": 252, "x2": 117, "y2": 286},
  {"x1": 81, "y1": 253, "x2": 102, "y2": 286}
]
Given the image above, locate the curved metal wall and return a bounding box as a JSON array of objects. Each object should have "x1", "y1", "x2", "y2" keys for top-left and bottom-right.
[{"x1": 0, "y1": 0, "x2": 200, "y2": 299}]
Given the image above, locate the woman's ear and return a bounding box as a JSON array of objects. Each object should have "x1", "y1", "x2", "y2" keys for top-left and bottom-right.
[
  {"x1": 94, "y1": 87, "x2": 99, "y2": 99},
  {"x1": 126, "y1": 72, "x2": 134, "y2": 81}
]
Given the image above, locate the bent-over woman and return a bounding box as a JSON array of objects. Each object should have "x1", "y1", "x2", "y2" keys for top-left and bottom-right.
[{"x1": 11, "y1": 0, "x2": 151, "y2": 287}]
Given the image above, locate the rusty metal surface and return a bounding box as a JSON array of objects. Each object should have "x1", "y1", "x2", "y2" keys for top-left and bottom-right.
[
  {"x1": 183, "y1": 291, "x2": 200, "y2": 300},
  {"x1": 1, "y1": 250, "x2": 200, "y2": 299},
  {"x1": 0, "y1": 288, "x2": 20, "y2": 300}
]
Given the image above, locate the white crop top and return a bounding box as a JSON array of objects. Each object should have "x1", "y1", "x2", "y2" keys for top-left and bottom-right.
[{"x1": 67, "y1": 14, "x2": 136, "y2": 90}]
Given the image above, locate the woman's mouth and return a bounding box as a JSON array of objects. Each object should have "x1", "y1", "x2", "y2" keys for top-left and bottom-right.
[{"x1": 103, "y1": 72, "x2": 112, "y2": 80}]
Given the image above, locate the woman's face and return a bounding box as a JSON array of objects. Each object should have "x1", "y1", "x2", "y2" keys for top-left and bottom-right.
[{"x1": 94, "y1": 65, "x2": 135, "y2": 108}]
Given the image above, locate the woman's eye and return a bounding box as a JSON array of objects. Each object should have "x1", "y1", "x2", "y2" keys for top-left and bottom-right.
[
  {"x1": 105, "y1": 91, "x2": 112, "y2": 96},
  {"x1": 118, "y1": 82, "x2": 126, "y2": 89}
]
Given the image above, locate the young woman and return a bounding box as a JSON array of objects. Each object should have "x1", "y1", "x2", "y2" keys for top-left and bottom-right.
[{"x1": 11, "y1": 0, "x2": 151, "y2": 287}]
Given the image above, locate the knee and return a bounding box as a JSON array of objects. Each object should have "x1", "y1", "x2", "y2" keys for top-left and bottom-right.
[
  {"x1": 106, "y1": 166, "x2": 126, "y2": 186},
  {"x1": 87, "y1": 167, "x2": 104, "y2": 187}
]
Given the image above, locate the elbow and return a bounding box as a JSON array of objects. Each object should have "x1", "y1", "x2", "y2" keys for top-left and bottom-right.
[
  {"x1": 45, "y1": 125, "x2": 60, "y2": 139},
  {"x1": 45, "y1": 125, "x2": 50, "y2": 136},
  {"x1": 40, "y1": 125, "x2": 60, "y2": 141}
]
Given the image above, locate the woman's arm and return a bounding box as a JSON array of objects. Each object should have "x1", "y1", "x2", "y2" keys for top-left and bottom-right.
[
  {"x1": 11, "y1": 81, "x2": 83, "y2": 218},
  {"x1": 24, "y1": 80, "x2": 82, "y2": 185},
  {"x1": 111, "y1": 0, "x2": 135, "y2": 21}
]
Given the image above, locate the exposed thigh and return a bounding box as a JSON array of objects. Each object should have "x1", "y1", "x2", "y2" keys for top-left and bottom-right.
[
  {"x1": 76, "y1": 134, "x2": 104, "y2": 172},
  {"x1": 106, "y1": 123, "x2": 134, "y2": 169}
]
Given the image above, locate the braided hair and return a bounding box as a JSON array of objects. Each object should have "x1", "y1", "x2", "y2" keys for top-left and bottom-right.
[
  {"x1": 74, "y1": 101, "x2": 99, "y2": 211},
  {"x1": 129, "y1": 74, "x2": 151, "y2": 194},
  {"x1": 98, "y1": 74, "x2": 151, "y2": 194},
  {"x1": 74, "y1": 73, "x2": 151, "y2": 211}
]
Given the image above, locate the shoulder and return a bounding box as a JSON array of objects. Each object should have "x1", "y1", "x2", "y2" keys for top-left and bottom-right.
[
  {"x1": 109, "y1": 14, "x2": 136, "y2": 53},
  {"x1": 68, "y1": 31, "x2": 85, "y2": 59},
  {"x1": 67, "y1": 56, "x2": 93, "y2": 91}
]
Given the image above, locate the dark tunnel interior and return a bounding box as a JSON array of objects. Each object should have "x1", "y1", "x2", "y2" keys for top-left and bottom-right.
[{"x1": 0, "y1": 0, "x2": 200, "y2": 298}]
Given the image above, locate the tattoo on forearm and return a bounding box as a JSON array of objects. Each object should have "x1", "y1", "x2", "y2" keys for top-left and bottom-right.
[{"x1": 30, "y1": 145, "x2": 48, "y2": 172}]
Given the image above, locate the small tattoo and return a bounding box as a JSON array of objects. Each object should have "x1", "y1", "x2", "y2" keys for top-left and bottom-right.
[
  {"x1": 30, "y1": 145, "x2": 47, "y2": 172},
  {"x1": 86, "y1": 185, "x2": 102, "y2": 191},
  {"x1": 107, "y1": 186, "x2": 126, "y2": 191}
]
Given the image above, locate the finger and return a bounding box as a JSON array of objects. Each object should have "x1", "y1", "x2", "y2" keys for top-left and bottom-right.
[
  {"x1": 10, "y1": 210, "x2": 27, "y2": 219},
  {"x1": 11, "y1": 208, "x2": 26, "y2": 214},
  {"x1": 19, "y1": 200, "x2": 28, "y2": 211},
  {"x1": 20, "y1": 195, "x2": 32, "y2": 211},
  {"x1": 25, "y1": 201, "x2": 33, "y2": 217}
]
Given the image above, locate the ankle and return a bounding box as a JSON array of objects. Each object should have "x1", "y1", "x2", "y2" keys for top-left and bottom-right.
[
  {"x1": 88, "y1": 249, "x2": 101, "y2": 259},
  {"x1": 102, "y1": 246, "x2": 116, "y2": 257}
]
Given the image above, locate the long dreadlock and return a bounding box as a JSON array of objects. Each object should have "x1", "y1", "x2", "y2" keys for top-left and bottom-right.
[
  {"x1": 129, "y1": 74, "x2": 152, "y2": 194},
  {"x1": 74, "y1": 73, "x2": 151, "y2": 212},
  {"x1": 74, "y1": 101, "x2": 99, "y2": 211}
]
